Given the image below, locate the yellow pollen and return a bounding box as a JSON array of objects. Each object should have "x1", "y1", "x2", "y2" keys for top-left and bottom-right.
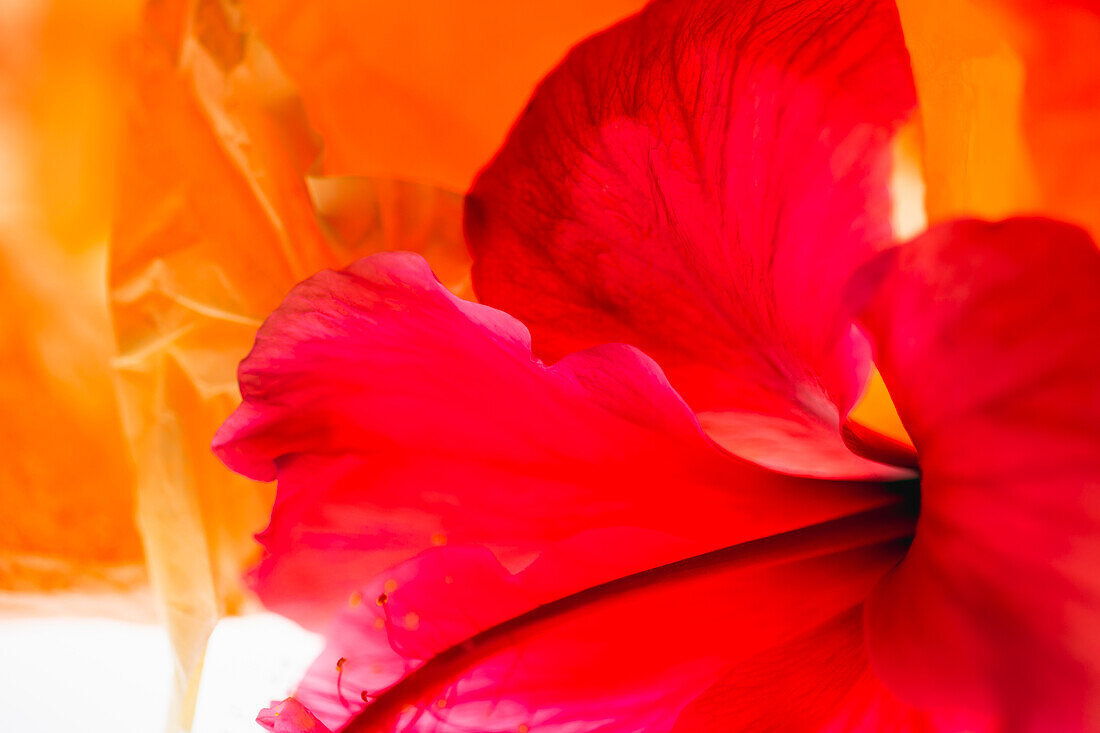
[
  {"x1": 349, "y1": 591, "x2": 362, "y2": 608},
  {"x1": 336, "y1": 657, "x2": 346, "y2": 672},
  {"x1": 518, "y1": 725, "x2": 530, "y2": 733},
  {"x1": 403, "y1": 612, "x2": 420, "y2": 630},
  {"x1": 383, "y1": 579, "x2": 398, "y2": 594},
  {"x1": 431, "y1": 532, "x2": 448, "y2": 546},
  {"x1": 435, "y1": 699, "x2": 447, "y2": 709}
]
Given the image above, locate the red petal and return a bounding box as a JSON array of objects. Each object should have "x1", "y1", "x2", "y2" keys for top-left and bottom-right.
[
  {"x1": 855, "y1": 219, "x2": 1100, "y2": 729},
  {"x1": 286, "y1": 514, "x2": 912, "y2": 732},
  {"x1": 672, "y1": 608, "x2": 947, "y2": 731},
  {"x1": 213, "y1": 253, "x2": 894, "y2": 628},
  {"x1": 466, "y1": 0, "x2": 916, "y2": 478}
]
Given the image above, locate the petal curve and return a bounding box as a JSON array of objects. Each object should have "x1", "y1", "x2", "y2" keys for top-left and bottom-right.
[
  {"x1": 466, "y1": 0, "x2": 916, "y2": 478},
  {"x1": 214, "y1": 253, "x2": 896, "y2": 628},
  {"x1": 856, "y1": 218, "x2": 1100, "y2": 730}
]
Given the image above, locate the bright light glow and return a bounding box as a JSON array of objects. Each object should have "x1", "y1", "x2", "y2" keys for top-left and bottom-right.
[
  {"x1": 890, "y1": 121, "x2": 928, "y2": 241},
  {"x1": 192, "y1": 614, "x2": 325, "y2": 733},
  {"x1": 0, "y1": 613, "x2": 323, "y2": 732}
]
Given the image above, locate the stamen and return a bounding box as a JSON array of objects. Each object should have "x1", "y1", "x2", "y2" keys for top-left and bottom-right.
[{"x1": 336, "y1": 656, "x2": 348, "y2": 708}]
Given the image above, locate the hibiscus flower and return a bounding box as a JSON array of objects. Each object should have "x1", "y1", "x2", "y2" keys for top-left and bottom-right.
[{"x1": 213, "y1": 0, "x2": 1100, "y2": 730}]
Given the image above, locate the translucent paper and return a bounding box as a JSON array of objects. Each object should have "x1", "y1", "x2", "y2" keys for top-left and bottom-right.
[{"x1": 109, "y1": 2, "x2": 468, "y2": 728}]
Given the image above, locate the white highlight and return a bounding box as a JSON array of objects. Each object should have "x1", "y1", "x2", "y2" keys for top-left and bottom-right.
[
  {"x1": 890, "y1": 132, "x2": 928, "y2": 241},
  {"x1": 0, "y1": 613, "x2": 323, "y2": 732}
]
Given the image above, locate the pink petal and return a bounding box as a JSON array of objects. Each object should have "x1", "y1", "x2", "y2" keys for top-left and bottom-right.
[
  {"x1": 854, "y1": 219, "x2": 1100, "y2": 729},
  {"x1": 213, "y1": 253, "x2": 895, "y2": 628},
  {"x1": 286, "y1": 512, "x2": 914, "y2": 732},
  {"x1": 466, "y1": 0, "x2": 916, "y2": 478},
  {"x1": 257, "y1": 698, "x2": 334, "y2": 733}
]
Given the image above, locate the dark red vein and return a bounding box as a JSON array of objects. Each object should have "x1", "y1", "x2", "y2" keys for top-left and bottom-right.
[{"x1": 341, "y1": 495, "x2": 917, "y2": 732}]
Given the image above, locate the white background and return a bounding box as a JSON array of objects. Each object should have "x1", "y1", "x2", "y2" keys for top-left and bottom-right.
[{"x1": 0, "y1": 614, "x2": 323, "y2": 732}]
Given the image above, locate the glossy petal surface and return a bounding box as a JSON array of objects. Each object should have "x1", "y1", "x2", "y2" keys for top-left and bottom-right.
[
  {"x1": 856, "y1": 219, "x2": 1100, "y2": 730},
  {"x1": 214, "y1": 253, "x2": 898, "y2": 629},
  {"x1": 285, "y1": 516, "x2": 912, "y2": 732},
  {"x1": 467, "y1": 0, "x2": 916, "y2": 478}
]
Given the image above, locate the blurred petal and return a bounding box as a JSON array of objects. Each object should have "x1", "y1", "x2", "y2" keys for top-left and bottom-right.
[
  {"x1": 0, "y1": 238, "x2": 144, "y2": 609},
  {"x1": 111, "y1": 1, "x2": 469, "y2": 726},
  {"x1": 466, "y1": 0, "x2": 916, "y2": 478},
  {"x1": 0, "y1": 0, "x2": 140, "y2": 252},
  {"x1": 282, "y1": 513, "x2": 913, "y2": 732},
  {"x1": 0, "y1": 0, "x2": 145, "y2": 610},
  {"x1": 239, "y1": 0, "x2": 646, "y2": 191},
  {"x1": 213, "y1": 252, "x2": 899, "y2": 629},
  {"x1": 855, "y1": 219, "x2": 1100, "y2": 729},
  {"x1": 897, "y1": 0, "x2": 1100, "y2": 240}
]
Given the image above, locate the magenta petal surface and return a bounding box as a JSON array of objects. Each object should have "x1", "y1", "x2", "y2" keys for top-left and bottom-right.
[
  {"x1": 856, "y1": 219, "x2": 1100, "y2": 730},
  {"x1": 257, "y1": 698, "x2": 334, "y2": 733},
  {"x1": 213, "y1": 253, "x2": 892, "y2": 628},
  {"x1": 466, "y1": 0, "x2": 916, "y2": 478},
  {"x1": 287, "y1": 521, "x2": 910, "y2": 732}
]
